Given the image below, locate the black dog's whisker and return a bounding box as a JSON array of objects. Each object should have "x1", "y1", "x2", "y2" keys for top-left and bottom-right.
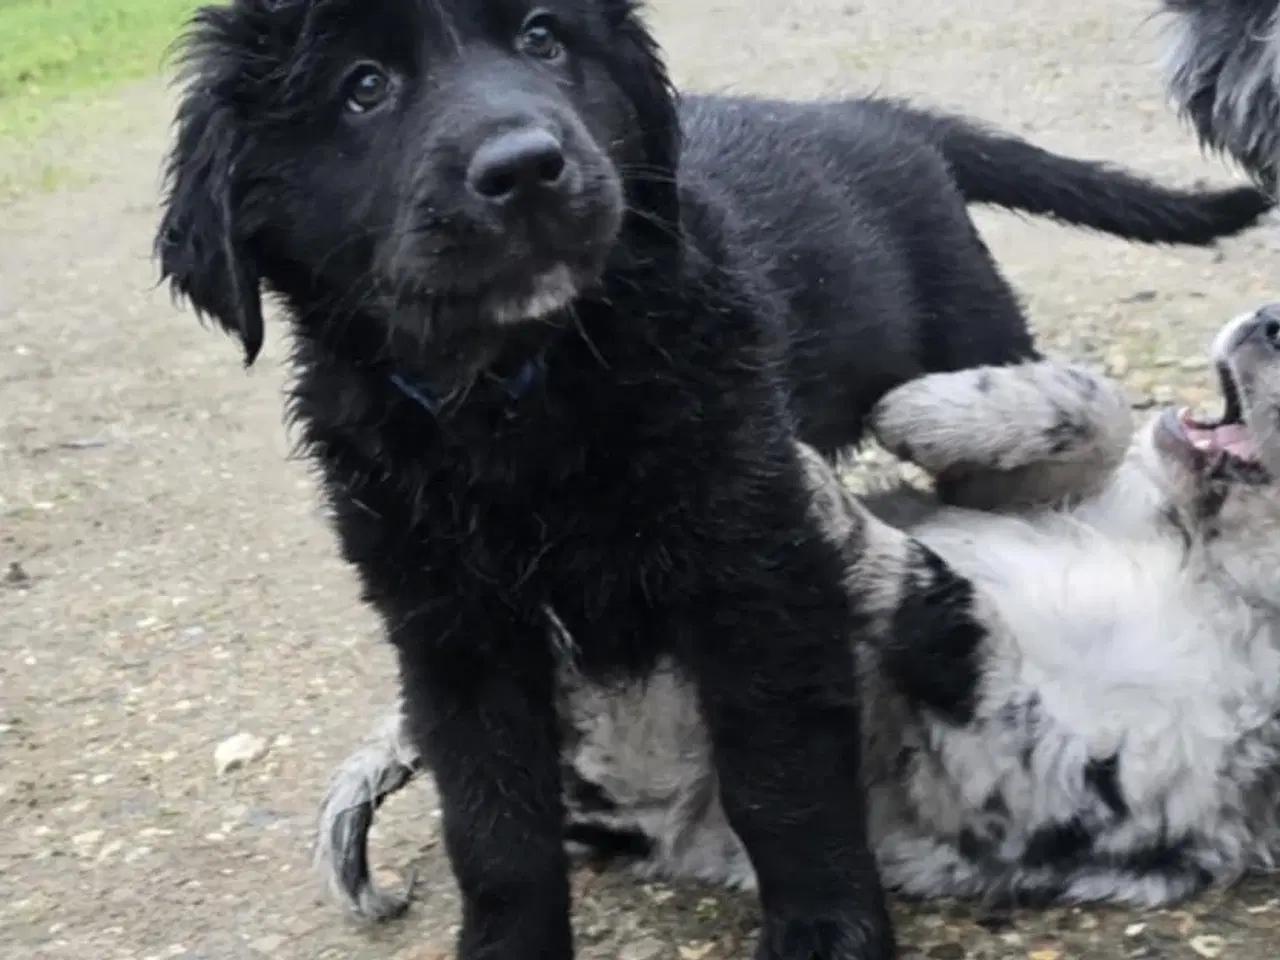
[
  {"x1": 567, "y1": 303, "x2": 610, "y2": 372},
  {"x1": 619, "y1": 202, "x2": 681, "y2": 242}
]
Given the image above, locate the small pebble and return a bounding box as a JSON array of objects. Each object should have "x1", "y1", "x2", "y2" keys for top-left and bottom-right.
[
  {"x1": 1105, "y1": 351, "x2": 1129, "y2": 377},
  {"x1": 4, "y1": 561, "x2": 30, "y2": 585},
  {"x1": 620, "y1": 937, "x2": 667, "y2": 960},
  {"x1": 71, "y1": 829, "x2": 103, "y2": 853},
  {"x1": 214, "y1": 733, "x2": 268, "y2": 775},
  {"x1": 1189, "y1": 935, "x2": 1226, "y2": 959},
  {"x1": 1119, "y1": 290, "x2": 1158, "y2": 304},
  {"x1": 249, "y1": 934, "x2": 285, "y2": 954}
]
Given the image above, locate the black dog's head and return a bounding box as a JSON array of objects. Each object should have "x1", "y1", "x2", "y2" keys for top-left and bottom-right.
[{"x1": 156, "y1": 0, "x2": 679, "y2": 377}]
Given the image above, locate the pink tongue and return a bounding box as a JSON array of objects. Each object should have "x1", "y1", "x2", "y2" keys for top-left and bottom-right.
[
  {"x1": 1183, "y1": 420, "x2": 1256, "y2": 459},
  {"x1": 1213, "y1": 423, "x2": 1256, "y2": 459}
]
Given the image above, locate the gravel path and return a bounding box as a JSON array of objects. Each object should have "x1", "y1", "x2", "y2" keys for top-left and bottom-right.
[{"x1": 3, "y1": 1, "x2": 1278, "y2": 958}]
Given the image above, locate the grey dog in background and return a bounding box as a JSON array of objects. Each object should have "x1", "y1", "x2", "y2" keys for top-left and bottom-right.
[{"x1": 1163, "y1": 0, "x2": 1280, "y2": 190}]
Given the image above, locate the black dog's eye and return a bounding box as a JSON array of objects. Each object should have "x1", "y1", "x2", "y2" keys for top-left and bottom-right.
[
  {"x1": 344, "y1": 64, "x2": 394, "y2": 114},
  {"x1": 517, "y1": 11, "x2": 564, "y2": 61}
]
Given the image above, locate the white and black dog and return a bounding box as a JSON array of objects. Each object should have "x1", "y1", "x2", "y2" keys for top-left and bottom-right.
[
  {"x1": 317, "y1": 304, "x2": 1280, "y2": 917},
  {"x1": 1163, "y1": 0, "x2": 1280, "y2": 190}
]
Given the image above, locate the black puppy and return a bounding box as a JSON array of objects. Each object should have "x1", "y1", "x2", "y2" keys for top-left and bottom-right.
[
  {"x1": 1162, "y1": 0, "x2": 1280, "y2": 192},
  {"x1": 156, "y1": 2, "x2": 1272, "y2": 958}
]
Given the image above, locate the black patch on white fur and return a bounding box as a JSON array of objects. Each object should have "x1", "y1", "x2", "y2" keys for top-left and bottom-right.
[
  {"x1": 883, "y1": 545, "x2": 985, "y2": 725},
  {"x1": 1021, "y1": 818, "x2": 1095, "y2": 868},
  {"x1": 564, "y1": 822, "x2": 655, "y2": 860},
  {"x1": 982, "y1": 791, "x2": 1010, "y2": 818},
  {"x1": 958, "y1": 826, "x2": 996, "y2": 861},
  {"x1": 1065, "y1": 366, "x2": 1100, "y2": 397},
  {"x1": 563, "y1": 768, "x2": 619, "y2": 814},
  {"x1": 1084, "y1": 754, "x2": 1128, "y2": 818},
  {"x1": 1044, "y1": 405, "x2": 1093, "y2": 454}
]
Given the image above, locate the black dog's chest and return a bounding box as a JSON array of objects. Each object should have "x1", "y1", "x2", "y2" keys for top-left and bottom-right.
[
  {"x1": 372, "y1": 469, "x2": 690, "y2": 673},
  {"x1": 333, "y1": 395, "x2": 697, "y2": 584}
]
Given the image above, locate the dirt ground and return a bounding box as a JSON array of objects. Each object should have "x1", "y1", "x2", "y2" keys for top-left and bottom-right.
[{"x1": 4, "y1": 0, "x2": 1280, "y2": 958}]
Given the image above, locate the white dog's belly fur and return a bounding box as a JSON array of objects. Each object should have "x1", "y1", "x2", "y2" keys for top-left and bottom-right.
[{"x1": 894, "y1": 494, "x2": 1280, "y2": 904}]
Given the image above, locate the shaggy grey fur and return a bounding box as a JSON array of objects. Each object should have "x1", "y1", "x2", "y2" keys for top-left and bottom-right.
[
  {"x1": 316, "y1": 306, "x2": 1280, "y2": 918},
  {"x1": 1162, "y1": 0, "x2": 1280, "y2": 189}
]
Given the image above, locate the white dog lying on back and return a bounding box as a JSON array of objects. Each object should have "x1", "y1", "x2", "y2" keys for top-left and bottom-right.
[{"x1": 315, "y1": 307, "x2": 1280, "y2": 919}]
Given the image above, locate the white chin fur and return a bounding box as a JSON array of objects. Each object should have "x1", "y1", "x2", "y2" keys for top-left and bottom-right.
[{"x1": 492, "y1": 264, "x2": 579, "y2": 325}]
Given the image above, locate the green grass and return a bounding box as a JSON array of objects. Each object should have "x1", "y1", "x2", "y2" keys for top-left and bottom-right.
[{"x1": 0, "y1": 0, "x2": 197, "y2": 143}]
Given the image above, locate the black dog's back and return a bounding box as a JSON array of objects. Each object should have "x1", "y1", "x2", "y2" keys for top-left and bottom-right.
[
  {"x1": 677, "y1": 93, "x2": 1271, "y2": 455},
  {"x1": 678, "y1": 96, "x2": 1037, "y2": 455}
]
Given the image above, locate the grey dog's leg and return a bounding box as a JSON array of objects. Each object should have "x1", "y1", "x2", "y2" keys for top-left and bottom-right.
[
  {"x1": 314, "y1": 702, "x2": 423, "y2": 921},
  {"x1": 876, "y1": 823, "x2": 1214, "y2": 908},
  {"x1": 869, "y1": 360, "x2": 1132, "y2": 510}
]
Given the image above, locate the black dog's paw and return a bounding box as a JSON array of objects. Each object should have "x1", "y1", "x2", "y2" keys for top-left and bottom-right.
[{"x1": 756, "y1": 909, "x2": 895, "y2": 960}]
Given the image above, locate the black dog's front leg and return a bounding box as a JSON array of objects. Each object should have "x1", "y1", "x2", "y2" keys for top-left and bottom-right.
[
  {"x1": 685, "y1": 544, "x2": 894, "y2": 960},
  {"x1": 397, "y1": 619, "x2": 571, "y2": 960}
]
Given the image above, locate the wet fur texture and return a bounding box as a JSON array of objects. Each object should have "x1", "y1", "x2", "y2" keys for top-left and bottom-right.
[
  {"x1": 1162, "y1": 0, "x2": 1280, "y2": 190},
  {"x1": 319, "y1": 308, "x2": 1280, "y2": 915},
  {"x1": 155, "y1": 3, "x2": 1277, "y2": 955}
]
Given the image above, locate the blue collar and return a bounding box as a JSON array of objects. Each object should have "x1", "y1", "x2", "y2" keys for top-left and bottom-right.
[{"x1": 389, "y1": 353, "x2": 545, "y2": 416}]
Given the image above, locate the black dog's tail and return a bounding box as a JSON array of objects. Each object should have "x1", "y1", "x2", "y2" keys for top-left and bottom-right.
[{"x1": 882, "y1": 100, "x2": 1273, "y2": 246}]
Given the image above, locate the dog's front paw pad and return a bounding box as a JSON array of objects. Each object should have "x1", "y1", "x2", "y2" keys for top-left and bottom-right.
[{"x1": 756, "y1": 912, "x2": 895, "y2": 960}]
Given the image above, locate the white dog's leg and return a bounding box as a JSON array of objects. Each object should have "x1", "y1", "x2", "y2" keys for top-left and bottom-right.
[{"x1": 870, "y1": 361, "x2": 1132, "y2": 510}]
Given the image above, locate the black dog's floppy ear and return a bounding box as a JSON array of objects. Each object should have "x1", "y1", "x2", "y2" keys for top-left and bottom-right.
[
  {"x1": 601, "y1": 0, "x2": 682, "y2": 239},
  {"x1": 156, "y1": 86, "x2": 264, "y2": 366}
]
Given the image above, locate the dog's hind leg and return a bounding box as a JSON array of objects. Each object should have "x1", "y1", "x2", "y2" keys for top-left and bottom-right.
[
  {"x1": 314, "y1": 701, "x2": 424, "y2": 922},
  {"x1": 869, "y1": 360, "x2": 1133, "y2": 511},
  {"x1": 876, "y1": 824, "x2": 1215, "y2": 909}
]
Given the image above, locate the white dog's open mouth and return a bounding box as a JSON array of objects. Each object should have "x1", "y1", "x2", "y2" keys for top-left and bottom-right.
[{"x1": 1157, "y1": 362, "x2": 1264, "y2": 475}]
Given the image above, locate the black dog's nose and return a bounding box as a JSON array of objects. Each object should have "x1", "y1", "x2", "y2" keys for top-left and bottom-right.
[{"x1": 467, "y1": 128, "x2": 566, "y2": 201}]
